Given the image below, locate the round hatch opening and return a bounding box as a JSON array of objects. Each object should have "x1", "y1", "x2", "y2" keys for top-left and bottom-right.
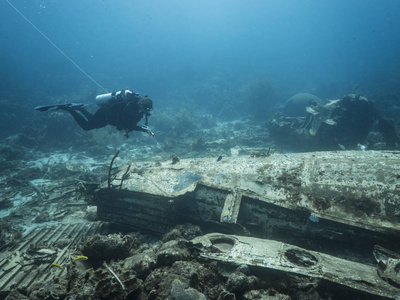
[
  {"x1": 284, "y1": 249, "x2": 318, "y2": 267},
  {"x1": 210, "y1": 236, "x2": 236, "y2": 252}
]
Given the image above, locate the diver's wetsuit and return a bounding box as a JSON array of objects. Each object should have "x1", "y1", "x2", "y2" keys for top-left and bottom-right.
[{"x1": 62, "y1": 98, "x2": 148, "y2": 133}]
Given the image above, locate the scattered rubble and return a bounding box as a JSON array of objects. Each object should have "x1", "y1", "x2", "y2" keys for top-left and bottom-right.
[{"x1": 1, "y1": 115, "x2": 400, "y2": 299}]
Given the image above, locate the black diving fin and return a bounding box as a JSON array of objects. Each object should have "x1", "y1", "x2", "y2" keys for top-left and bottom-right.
[{"x1": 34, "y1": 103, "x2": 84, "y2": 112}]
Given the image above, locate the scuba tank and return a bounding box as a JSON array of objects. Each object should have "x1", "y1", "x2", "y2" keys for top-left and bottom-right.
[{"x1": 95, "y1": 89, "x2": 138, "y2": 107}]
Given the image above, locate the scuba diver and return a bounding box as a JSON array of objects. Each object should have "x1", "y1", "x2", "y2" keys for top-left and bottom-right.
[{"x1": 35, "y1": 89, "x2": 154, "y2": 137}]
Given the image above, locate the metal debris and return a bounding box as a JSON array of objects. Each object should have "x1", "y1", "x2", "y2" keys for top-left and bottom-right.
[
  {"x1": 0, "y1": 222, "x2": 106, "y2": 293},
  {"x1": 94, "y1": 150, "x2": 400, "y2": 298},
  {"x1": 192, "y1": 233, "x2": 400, "y2": 299}
]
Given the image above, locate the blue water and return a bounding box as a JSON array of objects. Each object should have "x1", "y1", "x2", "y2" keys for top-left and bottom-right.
[{"x1": 1, "y1": 0, "x2": 400, "y2": 137}]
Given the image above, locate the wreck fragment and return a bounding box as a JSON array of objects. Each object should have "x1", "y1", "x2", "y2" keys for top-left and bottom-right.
[
  {"x1": 94, "y1": 150, "x2": 400, "y2": 298},
  {"x1": 192, "y1": 233, "x2": 400, "y2": 299},
  {"x1": 96, "y1": 151, "x2": 400, "y2": 238}
]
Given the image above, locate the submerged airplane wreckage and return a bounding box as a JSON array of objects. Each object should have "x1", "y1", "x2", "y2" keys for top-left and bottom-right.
[
  {"x1": 95, "y1": 150, "x2": 400, "y2": 299},
  {"x1": 1, "y1": 150, "x2": 399, "y2": 298}
]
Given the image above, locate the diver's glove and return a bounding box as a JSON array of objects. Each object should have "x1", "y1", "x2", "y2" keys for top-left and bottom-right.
[{"x1": 141, "y1": 125, "x2": 155, "y2": 137}]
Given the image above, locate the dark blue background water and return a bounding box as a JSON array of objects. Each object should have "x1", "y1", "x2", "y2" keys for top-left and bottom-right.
[{"x1": 1, "y1": 0, "x2": 400, "y2": 112}]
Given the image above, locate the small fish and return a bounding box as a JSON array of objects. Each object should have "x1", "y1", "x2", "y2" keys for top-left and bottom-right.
[
  {"x1": 217, "y1": 156, "x2": 223, "y2": 162},
  {"x1": 338, "y1": 144, "x2": 346, "y2": 151},
  {"x1": 73, "y1": 256, "x2": 88, "y2": 262},
  {"x1": 51, "y1": 263, "x2": 64, "y2": 270},
  {"x1": 171, "y1": 155, "x2": 180, "y2": 164}
]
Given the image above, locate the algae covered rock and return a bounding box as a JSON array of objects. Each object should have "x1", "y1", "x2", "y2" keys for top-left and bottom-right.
[
  {"x1": 156, "y1": 239, "x2": 192, "y2": 267},
  {"x1": 80, "y1": 233, "x2": 134, "y2": 262},
  {"x1": 123, "y1": 252, "x2": 156, "y2": 279}
]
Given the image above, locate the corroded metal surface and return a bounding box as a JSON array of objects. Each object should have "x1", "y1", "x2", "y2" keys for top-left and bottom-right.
[
  {"x1": 94, "y1": 150, "x2": 400, "y2": 298},
  {"x1": 98, "y1": 150, "x2": 400, "y2": 235},
  {"x1": 192, "y1": 233, "x2": 400, "y2": 300},
  {"x1": 0, "y1": 222, "x2": 106, "y2": 293}
]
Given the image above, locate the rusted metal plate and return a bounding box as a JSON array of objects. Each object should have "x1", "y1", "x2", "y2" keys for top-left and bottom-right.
[
  {"x1": 97, "y1": 151, "x2": 400, "y2": 235},
  {"x1": 0, "y1": 222, "x2": 106, "y2": 294},
  {"x1": 192, "y1": 233, "x2": 400, "y2": 300}
]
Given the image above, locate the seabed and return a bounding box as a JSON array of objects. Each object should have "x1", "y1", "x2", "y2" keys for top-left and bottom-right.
[{"x1": 1, "y1": 119, "x2": 400, "y2": 300}]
